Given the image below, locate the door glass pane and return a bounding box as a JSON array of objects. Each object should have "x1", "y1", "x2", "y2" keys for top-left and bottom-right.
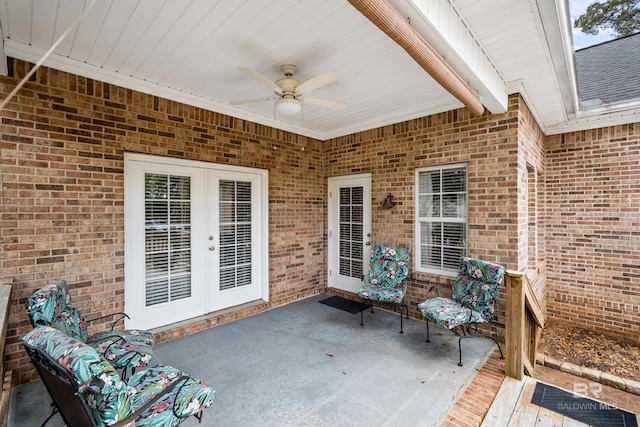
[
  {"x1": 338, "y1": 186, "x2": 364, "y2": 279},
  {"x1": 219, "y1": 180, "x2": 253, "y2": 291},
  {"x1": 144, "y1": 173, "x2": 192, "y2": 307}
]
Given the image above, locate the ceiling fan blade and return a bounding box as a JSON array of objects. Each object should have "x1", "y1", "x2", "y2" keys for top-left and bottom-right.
[
  {"x1": 238, "y1": 67, "x2": 282, "y2": 94},
  {"x1": 305, "y1": 97, "x2": 347, "y2": 110},
  {"x1": 230, "y1": 97, "x2": 275, "y2": 105},
  {"x1": 295, "y1": 70, "x2": 338, "y2": 95}
]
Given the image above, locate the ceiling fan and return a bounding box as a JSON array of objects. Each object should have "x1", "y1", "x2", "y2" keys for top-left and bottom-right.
[{"x1": 231, "y1": 64, "x2": 346, "y2": 115}]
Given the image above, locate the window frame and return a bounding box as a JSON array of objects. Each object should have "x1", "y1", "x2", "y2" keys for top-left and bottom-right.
[{"x1": 414, "y1": 163, "x2": 468, "y2": 277}]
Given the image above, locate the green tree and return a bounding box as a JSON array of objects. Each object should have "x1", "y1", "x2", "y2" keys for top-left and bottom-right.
[{"x1": 574, "y1": 0, "x2": 640, "y2": 36}]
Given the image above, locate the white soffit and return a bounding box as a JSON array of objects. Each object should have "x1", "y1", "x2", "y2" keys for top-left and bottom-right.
[
  {"x1": 453, "y1": 0, "x2": 575, "y2": 133},
  {"x1": 2, "y1": 0, "x2": 634, "y2": 138},
  {"x1": 2, "y1": 37, "x2": 322, "y2": 139},
  {"x1": 391, "y1": 0, "x2": 509, "y2": 114},
  {"x1": 0, "y1": 0, "x2": 462, "y2": 141},
  {"x1": 533, "y1": 0, "x2": 579, "y2": 119},
  {"x1": 546, "y1": 104, "x2": 640, "y2": 134}
]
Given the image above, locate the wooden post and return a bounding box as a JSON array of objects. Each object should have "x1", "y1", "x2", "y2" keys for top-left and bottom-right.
[
  {"x1": 505, "y1": 270, "x2": 525, "y2": 380},
  {"x1": 0, "y1": 279, "x2": 13, "y2": 426},
  {"x1": 523, "y1": 275, "x2": 544, "y2": 377},
  {"x1": 504, "y1": 270, "x2": 545, "y2": 380}
]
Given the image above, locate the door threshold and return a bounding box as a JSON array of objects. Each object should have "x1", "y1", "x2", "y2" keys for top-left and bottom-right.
[{"x1": 150, "y1": 299, "x2": 268, "y2": 336}]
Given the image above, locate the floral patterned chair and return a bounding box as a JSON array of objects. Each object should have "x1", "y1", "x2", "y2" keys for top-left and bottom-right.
[
  {"x1": 417, "y1": 257, "x2": 506, "y2": 366},
  {"x1": 23, "y1": 325, "x2": 214, "y2": 427},
  {"x1": 357, "y1": 245, "x2": 411, "y2": 333},
  {"x1": 25, "y1": 279, "x2": 154, "y2": 376}
]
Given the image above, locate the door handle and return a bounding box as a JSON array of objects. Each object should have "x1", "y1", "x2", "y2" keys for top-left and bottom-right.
[
  {"x1": 365, "y1": 241, "x2": 371, "y2": 246},
  {"x1": 209, "y1": 246, "x2": 215, "y2": 251}
]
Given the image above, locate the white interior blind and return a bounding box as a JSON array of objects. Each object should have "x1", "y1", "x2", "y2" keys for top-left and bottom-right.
[
  {"x1": 219, "y1": 180, "x2": 252, "y2": 291},
  {"x1": 338, "y1": 186, "x2": 364, "y2": 279},
  {"x1": 144, "y1": 173, "x2": 192, "y2": 306},
  {"x1": 417, "y1": 165, "x2": 467, "y2": 273}
]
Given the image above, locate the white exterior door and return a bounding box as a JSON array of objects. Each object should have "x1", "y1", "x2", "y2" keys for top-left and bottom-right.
[
  {"x1": 327, "y1": 174, "x2": 372, "y2": 293},
  {"x1": 124, "y1": 153, "x2": 268, "y2": 330},
  {"x1": 206, "y1": 170, "x2": 264, "y2": 312}
]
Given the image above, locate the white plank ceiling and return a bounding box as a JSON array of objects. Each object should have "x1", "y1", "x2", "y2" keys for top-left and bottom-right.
[{"x1": 0, "y1": 0, "x2": 580, "y2": 140}]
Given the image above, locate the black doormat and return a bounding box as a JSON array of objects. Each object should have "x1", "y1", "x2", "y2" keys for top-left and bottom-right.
[
  {"x1": 531, "y1": 382, "x2": 638, "y2": 427},
  {"x1": 318, "y1": 296, "x2": 365, "y2": 314}
]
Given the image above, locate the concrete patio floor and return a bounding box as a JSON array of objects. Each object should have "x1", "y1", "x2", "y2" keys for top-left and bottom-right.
[{"x1": 9, "y1": 293, "x2": 494, "y2": 426}]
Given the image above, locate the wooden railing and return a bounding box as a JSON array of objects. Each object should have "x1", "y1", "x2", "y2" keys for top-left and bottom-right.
[
  {"x1": 0, "y1": 278, "x2": 13, "y2": 424},
  {"x1": 504, "y1": 270, "x2": 545, "y2": 380}
]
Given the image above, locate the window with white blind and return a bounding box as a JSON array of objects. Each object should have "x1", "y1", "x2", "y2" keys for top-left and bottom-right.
[{"x1": 416, "y1": 164, "x2": 467, "y2": 275}]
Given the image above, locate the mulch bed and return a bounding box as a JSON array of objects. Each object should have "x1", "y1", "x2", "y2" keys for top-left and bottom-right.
[{"x1": 538, "y1": 323, "x2": 640, "y2": 383}]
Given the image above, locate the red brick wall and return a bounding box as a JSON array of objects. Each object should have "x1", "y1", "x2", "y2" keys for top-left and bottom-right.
[
  {"x1": 0, "y1": 59, "x2": 326, "y2": 384},
  {"x1": 517, "y1": 98, "x2": 547, "y2": 308},
  {"x1": 545, "y1": 124, "x2": 640, "y2": 344},
  {"x1": 7, "y1": 53, "x2": 636, "y2": 385},
  {"x1": 324, "y1": 95, "x2": 527, "y2": 337}
]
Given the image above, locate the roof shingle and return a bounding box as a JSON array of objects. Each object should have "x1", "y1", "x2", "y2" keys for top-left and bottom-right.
[{"x1": 575, "y1": 32, "x2": 640, "y2": 107}]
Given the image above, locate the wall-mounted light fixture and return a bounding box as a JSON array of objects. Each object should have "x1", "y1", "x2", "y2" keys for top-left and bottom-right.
[{"x1": 381, "y1": 193, "x2": 396, "y2": 209}]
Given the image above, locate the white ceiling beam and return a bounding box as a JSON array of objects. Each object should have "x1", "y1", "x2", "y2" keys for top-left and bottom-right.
[{"x1": 390, "y1": 0, "x2": 508, "y2": 114}]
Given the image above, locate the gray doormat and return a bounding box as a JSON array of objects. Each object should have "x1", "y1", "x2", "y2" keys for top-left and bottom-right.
[
  {"x1": 318, "y1": 296, "x2": 365, "y2": 314},
  {"x1": 531, "y1": 382, "x2": 638, "y2": 427}
]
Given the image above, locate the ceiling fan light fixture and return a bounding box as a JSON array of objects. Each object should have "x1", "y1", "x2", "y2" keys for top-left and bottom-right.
[{"x1": 276, "y1": 96, "x2": 302, "y2": 115}]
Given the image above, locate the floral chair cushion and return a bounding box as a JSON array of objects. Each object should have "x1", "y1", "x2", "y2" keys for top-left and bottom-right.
[
  {"x1": 89, "y1": 334, "x2": 153, "y2": 369},
  {"x1": 125, "y1": 366, "x2": 215, "y2": 426},
  {"x1": 90, "y1": 329, "x2": 153, "y2": 345},
  {"x1": 417, "y1": 297, "x2": 487, "y2": 330},
  {"x1": 25, "y1": 281, "x2": 88, "y2": 339},
  {"x1": 25, "y1": 280, "x2": 154, "y2": 369},
  {"x1": 357, "y1": 245, "x2": 410, "y2": 304},
  {"x1": 357, "y1": 284, "x2": 406, "y2": 303},
  {"x1": 23, "y1": 326, "x2": 215, "y2": 426},
  {"x1": 418, "y1": 257, "x2": 505, "y2": 329},
  {"x1": 451, "y1": 257, "x2": 505, "y2": 322}
]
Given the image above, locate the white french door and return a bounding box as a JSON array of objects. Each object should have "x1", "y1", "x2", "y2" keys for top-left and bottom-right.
[
  {"x1": 124, "y1": 153, "x2": 268, "y2": 330},
  {"x1": 206, "y1": 171, "x2": 263, "y2": 312},
  {"x1": 125, "y1": 160, "x2": 206, "y2": 330},
  {"x1": 327, "y1": 174, "x2": 372, "y2": 293}
]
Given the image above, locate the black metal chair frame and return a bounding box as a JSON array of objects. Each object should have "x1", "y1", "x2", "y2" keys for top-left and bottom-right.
[
  {"x1": 360, "y1": 299, "x2": 410, "y2": 333},
  {"x1": 24, "y1": 343, "x2": 102, "y2": 427},
  {"x1": 423, "y1": 314, "x2": 505, "y2": 366},
  {"x1": 27, "y1": 298, "x2": 146, "y2": 380},
  {"x1": 24, "y1": 342, "x2": 204, "y2": 427}
]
